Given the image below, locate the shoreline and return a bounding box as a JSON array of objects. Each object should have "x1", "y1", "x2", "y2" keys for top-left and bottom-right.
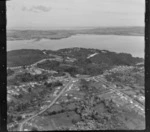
[{"x1": 7, "y1": 33, "x2": 144, "y2": 41}]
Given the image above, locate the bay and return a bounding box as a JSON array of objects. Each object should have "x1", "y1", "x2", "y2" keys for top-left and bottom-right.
[{"x1": 7, "y1": 35, "x2": 144, "y2": 58}]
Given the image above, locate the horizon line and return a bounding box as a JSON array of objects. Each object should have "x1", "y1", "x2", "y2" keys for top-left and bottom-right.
[{"x1": 7, "y1": 26, "x2": 144, "y2": 30}]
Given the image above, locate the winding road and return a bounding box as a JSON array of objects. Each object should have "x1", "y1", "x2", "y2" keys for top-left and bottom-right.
[
  {"x1": 8, "y1": 57, "x2": 62, "y2": 70},
  {"x1": 7, "y1": 57, "x2": 144, "y2": 130},
  {"x1": 18, "y1": 78, "x2": 76, "y2": 131}
]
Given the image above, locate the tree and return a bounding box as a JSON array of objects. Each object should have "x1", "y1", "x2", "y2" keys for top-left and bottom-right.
[
  {"x1": 7, "y1": 115, "x2": 14, "y2": 124},
  {"x1": 28, "y1": 87, "x2": 32, "y2": 92},
  {"x1": 7, "y1": 69, "x2": 14, "y2": 76},
  {"x1": 16, "y1": 116, "x2": 22, "y2": 121},
  {"x1": 80, "y1": 79, "x2": 89, "y2": 92},
  {"x1": 72, "y1": 118, "x2": 78, "y2": 124},
  {"x1": 22, "y1": 65, "x2": 26, "y2": 69},
  {"x1": 17, "y1": 94, "x2": 23, "y2": 99},
  {"x1": 52, "y1": 81, "x2": 62, "y2": 87},
  {"x1": 67, "y1": 95, "x2": 72, "y2": 100},
  {"x1": 45, "y1": 82, "x2": 52, "y2": 87},
  {"x1": 31, "y1": 127, "x2": 38, "y2": 131}
]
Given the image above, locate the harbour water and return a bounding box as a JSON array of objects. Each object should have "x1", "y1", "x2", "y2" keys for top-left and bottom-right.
[{"x1": 7, "y1": 35, "x2": 144, "y2": 58}]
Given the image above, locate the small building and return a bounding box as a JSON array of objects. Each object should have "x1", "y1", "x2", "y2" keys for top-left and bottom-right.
[{"x1": 139, "y1": 96, "x2": 145, "y2": 102}]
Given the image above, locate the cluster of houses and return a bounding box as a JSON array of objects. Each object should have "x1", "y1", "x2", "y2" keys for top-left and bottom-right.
[
  {"x1": 104, "y1": 66, "x2": 134, "y2": 76},
  {"x1": 114, "y1": 91, "x2": 145, "y2": 117}
]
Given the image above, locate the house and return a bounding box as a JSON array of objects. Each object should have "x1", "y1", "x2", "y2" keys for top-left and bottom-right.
[{"x1": 139, "y1": 96, "x2": 145, "y2": 102}]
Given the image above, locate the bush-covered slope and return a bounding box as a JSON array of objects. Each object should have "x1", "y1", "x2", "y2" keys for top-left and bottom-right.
[
  {"x1": 7, "y1": 49, "x2": 49, "y2": 67},
  {"x1": 7, "y1": 48, "x2": 143, "y2": 68}
]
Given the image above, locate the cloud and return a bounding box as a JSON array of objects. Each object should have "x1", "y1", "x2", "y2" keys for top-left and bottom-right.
[{"x1": 22, "y1": 5, "x2": 51, "y2": 13}]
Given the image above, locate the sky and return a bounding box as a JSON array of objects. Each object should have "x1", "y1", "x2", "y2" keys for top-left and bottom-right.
[{"x1": 7, "y1": 0, "x2": 145, "y2": 30}]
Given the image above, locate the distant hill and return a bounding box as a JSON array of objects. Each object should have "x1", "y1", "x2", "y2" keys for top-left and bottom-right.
[{"x1": 7, "y1": 26, "x2": 144, "y2": 41}]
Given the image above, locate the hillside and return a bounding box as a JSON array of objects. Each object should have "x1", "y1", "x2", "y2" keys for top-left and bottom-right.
[
  {"x1": 7, "y1": 48, "x2": 143, "y2": 76},
  {"x1": 7, "y1": 47, "x2": 145, "y2": 131},
  {"x1": 7, "y1": 49, "x2": 50, "y2": 67}
]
